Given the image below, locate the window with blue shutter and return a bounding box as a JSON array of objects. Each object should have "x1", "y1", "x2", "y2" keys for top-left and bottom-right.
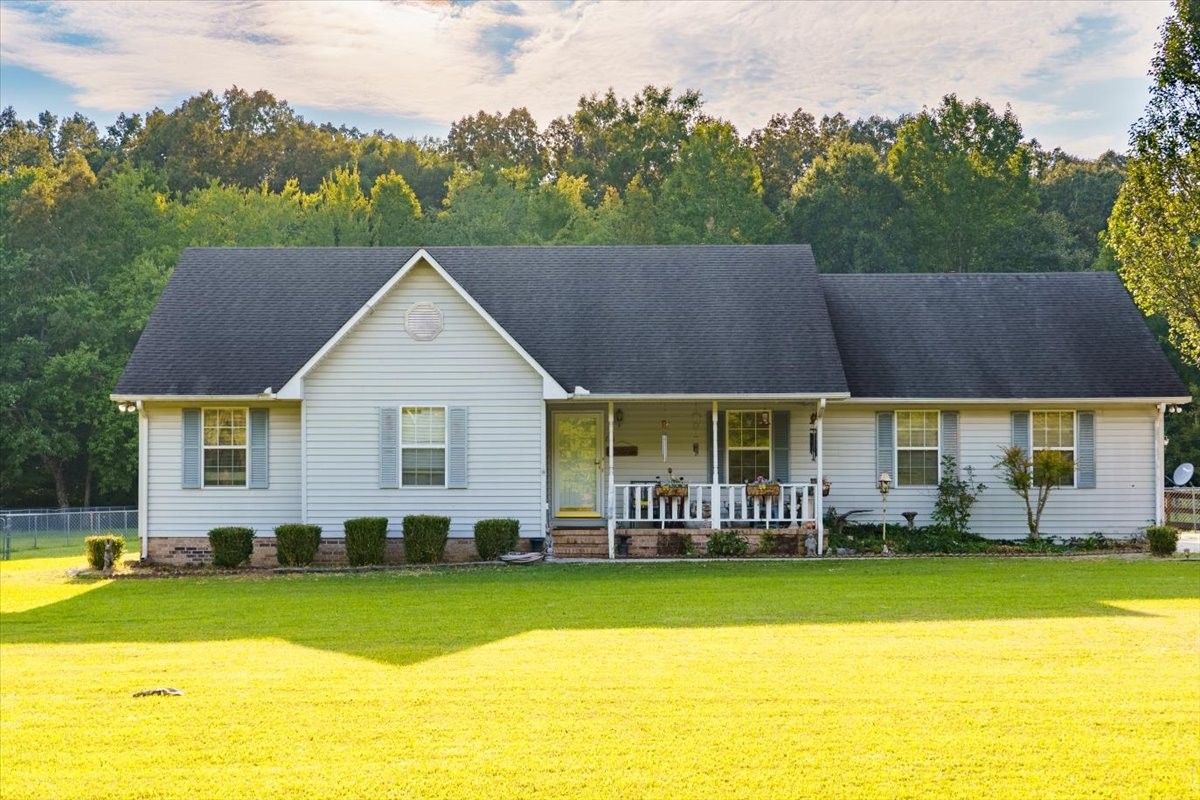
[
  {"x1": 940, "y1": 411, "x2": 960, "y2": 477},
  {"x1": 1011, "y1": 411, "x2": 1031, "y2": 456},
  {"x1": 876, "y1": 411, "x2": 895, "y2": 481},
  {"x1": 772, "y1": 410, "x2": 790, "y2": 482},
  {"x1": 1076, "y1": 411, "x2": 1096, "y2": 489}
]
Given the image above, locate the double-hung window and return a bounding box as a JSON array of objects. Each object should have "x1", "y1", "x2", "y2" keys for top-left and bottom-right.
[
  {"x1": 727, "y1": 410, "x2": 772, "y2": 483},
  {"x1": 401, "y1": 406, "x2": 446, "y2": 486},
  {"x1": 895, "y1": 410, "x2": 939, "y2": 486},
  {"x1": 1032, "y1": 410, "x2": 1075, "y2": 487},
  {"x1": 203, "y1": 408, "x2": 248, "y2": 487}
]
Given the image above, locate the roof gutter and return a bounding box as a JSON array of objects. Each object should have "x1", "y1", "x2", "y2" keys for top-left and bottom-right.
[
  {"x1": 110, "y1": 392, "x2": 284, "y2": 404},
  {"x1": 559, "y1": 392, "x2": 852, "y2": 401},
  {"x1": 838, "y1": 396, "x2": 1193, "y2": 405}
]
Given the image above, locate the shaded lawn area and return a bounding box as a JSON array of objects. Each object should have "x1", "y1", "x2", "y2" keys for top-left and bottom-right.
[{"x1": 1, "y1": 556, "x2": 1197, "y2": 799}]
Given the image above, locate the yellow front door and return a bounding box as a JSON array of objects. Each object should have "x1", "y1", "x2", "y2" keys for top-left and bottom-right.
[{"x1": 553, "y1": 411, "x2": 604, "y2": 517}]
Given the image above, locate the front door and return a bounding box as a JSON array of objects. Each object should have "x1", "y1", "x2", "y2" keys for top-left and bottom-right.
[{"x1": 553, "y1": 411, "x2": 604, "y2": 517}]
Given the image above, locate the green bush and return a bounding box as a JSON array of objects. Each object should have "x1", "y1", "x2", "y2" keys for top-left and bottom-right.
[
  {"x1": 474, "y1": 518, "x2": 519, "y2": 560},
  {"x1": 84, "y1": 534, "x2": 125, "y2": 570},
  {"x1": 344, "y1": 517, "x2": 388, "y2": 566},
  {"x1": 759, "y1": 532, "x2": 799, "y2": 556},
  {"x1": 657, "y1": 532, "x2": 695, "y2": 557},
  {"x1": 1146, "y1": 525, "x2": 1180, "y2": 556},
  {"x1": 208, "y1": 527, "x2": 254, "y2": 568},
  {"x1": 403, "y1": 515, "x2": 451, "y2": 564},
  {"x1": 274, "y1": 524, "x2": 322, "y2": 566},
  {"x1": 706, "y1": 530, "x2": 749, "y2": 557}
]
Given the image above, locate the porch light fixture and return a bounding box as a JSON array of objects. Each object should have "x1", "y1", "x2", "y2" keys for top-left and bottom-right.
[
  {"x1": 615, "y1": 408, "x2": 624, "y2": 427},
  {"x1": 116, "y1": 401, "x2": 137, "y2": 414},
  {"x1": 878, "y1": 471, "x2": 892, "y2": 553}
]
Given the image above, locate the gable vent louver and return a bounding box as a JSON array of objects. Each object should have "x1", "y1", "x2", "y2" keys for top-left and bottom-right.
[{"x1": 405, "y1": 302, "x2": 444, "y2": 341}]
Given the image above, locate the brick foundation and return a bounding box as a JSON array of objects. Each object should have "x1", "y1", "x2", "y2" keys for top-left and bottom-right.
[
  {"x1": 551, "y1": 526, "x2": 818, "y2": 558},
  {"x1": 146, "y1": 535, "x2": 542, "y2": 568}
]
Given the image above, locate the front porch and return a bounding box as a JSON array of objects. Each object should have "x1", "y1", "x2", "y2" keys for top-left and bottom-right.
[{"x1": 546, "y1": 398, "x2": 829, "y2": 558}]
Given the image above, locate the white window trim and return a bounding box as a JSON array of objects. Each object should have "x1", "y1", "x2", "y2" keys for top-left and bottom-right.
[
  {"x1": 895, "y1": 409, "x2": 940, "y2": 488},
  {"x1": 400, "y1": 404, "x2": 448, "y2": 488},
  {"x1": 726, "y1": 409, "x2": 773, "y2": 483},
  {"x1": 202, "y1": 406, "x2": 250, "y2": 489},
  {"x1": 1032, "y1": 409, "x2": 1077, "y2": 489}
]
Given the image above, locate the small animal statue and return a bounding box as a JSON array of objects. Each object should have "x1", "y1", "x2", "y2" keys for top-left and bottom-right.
[{"x1": 132, "y1": 688, "x2": 184, "y2": 697}]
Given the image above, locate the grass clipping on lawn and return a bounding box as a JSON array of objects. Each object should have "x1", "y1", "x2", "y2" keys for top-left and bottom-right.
[{"x1": 1, "y1": 556, "x2": 1197, "y2": 800}]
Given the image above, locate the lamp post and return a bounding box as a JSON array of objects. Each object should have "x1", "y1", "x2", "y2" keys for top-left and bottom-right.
[{"x1": 878, "y1": 471, "x2": 892, "y2": 554}]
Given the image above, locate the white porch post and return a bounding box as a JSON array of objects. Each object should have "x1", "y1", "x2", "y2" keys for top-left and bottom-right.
[
  {"x1": 816, "y1": 398, "x2": 825, "y2": 555},
  {"x1": 1155, "y1": 403, "x2": 1165, "y2": 526},
  {"x1": 711, "y1": 400, "x2": 721, "y2": 530},
  {"x1": 607, "y1": 401, "x2": 616, "y2": 559},
  {"x1": 137, "y1": 401, "x2": 148, "y2": 561}
]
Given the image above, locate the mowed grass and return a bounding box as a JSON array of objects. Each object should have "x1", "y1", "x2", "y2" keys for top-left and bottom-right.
[{"x1": 1, "y1": 556, "x2": 1197, "y2": 800}]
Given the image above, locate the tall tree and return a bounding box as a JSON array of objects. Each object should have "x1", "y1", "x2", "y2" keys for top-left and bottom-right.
[
  {"x1": 746, "y1": 108, "x2": 823, "y2": 211},
  {"x1": 448, "y1": 108, "x2": 542, "y2": 174},
  {"x1": 1107, "y1": 0, "x2": 1200, "y2": 364},
  {"x1": 369, "y1": 171, "x2": 424, "y2": 246},
  {"x1": 888, "y1": 95, "x2": 1037, "y2": 272}
]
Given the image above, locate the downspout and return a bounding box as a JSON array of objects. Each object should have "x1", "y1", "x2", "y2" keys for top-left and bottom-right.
[
  {"x1": 711, "y1": 400, "x2": 720, "y2": 530},
  {"x1": 137, "y1": 401, "x2": 148, "y2": 561},
  {"x1": 1155, "y1": 403, "x2": 1165, "y2": 526},
  {"x1": 816, "y1": 398, "x2": 825, "y2": 555},
  {"x1": 300, "y1": 381, "x2": 308, "y2": 524}
]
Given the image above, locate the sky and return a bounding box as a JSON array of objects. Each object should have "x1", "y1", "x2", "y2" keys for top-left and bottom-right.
[{"x1": 0, "y1": 0, "x2": 1171, "y2": 157}]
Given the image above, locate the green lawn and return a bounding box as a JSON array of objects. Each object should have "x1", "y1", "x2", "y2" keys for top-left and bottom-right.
[{"x1": 1, "y1": 556, "x2": 1197, "y2": 799}]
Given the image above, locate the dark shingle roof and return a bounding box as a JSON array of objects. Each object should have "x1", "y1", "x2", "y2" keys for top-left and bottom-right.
[
  {"x1": 819, "y1": 272, "x2": 1188, "y2": 399},
  {"x1": 116, "y1": 246, "x2": 850, "y2": 396}
]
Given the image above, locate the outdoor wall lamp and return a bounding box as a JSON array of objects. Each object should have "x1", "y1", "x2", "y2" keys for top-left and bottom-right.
[
  {"x1": 116, "y1": 401, "x2": 137, "y2": 414},
  {"x1": 878, "y1": 471, "x2": 892, "y2": 554},
  {"x1": 615, "y1": 408, "x2": 624, "y2": 427}
]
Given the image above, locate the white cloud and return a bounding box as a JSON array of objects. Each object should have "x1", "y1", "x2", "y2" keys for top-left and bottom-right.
[{"x1": 0, "y1": 0, "x2": 1169, "y2": 155}]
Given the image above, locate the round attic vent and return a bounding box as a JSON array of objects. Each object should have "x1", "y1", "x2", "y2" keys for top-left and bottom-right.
[{"x1": 405, "y1": 302, "x2": 444, "y2": 341}]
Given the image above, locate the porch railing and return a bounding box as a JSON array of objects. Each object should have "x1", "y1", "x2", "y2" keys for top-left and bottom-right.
[{"x1": 613, "y1": 483, "x2": 815, "y2": 529}]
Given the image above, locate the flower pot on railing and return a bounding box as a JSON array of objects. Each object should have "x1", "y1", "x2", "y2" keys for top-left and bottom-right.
[
  {"x1": 746, "y1": 482, "x2": 781, "y2": 498},
  {"x1": 655, "y1": 485, "x2": 689, "y2": 499},
  {"x1": 810, "y1": 478, "x2": 833, "y2": 497}
]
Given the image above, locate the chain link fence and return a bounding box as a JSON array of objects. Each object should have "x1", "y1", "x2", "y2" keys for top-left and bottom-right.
[
  {"x1": 0, "y1": 507, "x2": 137, "y2": 560},
  {"x1": 1165, "y1": 488, "x2": 1198, "y2": 532}
]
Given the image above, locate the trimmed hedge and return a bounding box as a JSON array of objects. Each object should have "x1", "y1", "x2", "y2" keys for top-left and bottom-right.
[
  {"x1": 208, "y1": 527, "x2": 254, "y2": 568},
  {"x1": 344, "y1": 517, "x2": 388, "y2": 566},
  {"x1": 474, "y1": 518, "x2": 519, "y2": 561},
  {"x1": 706, "y1": 530, "x2": 749, "y2": 557},
  {"x1": 274, "y1": 524, "x2": 322, "y2": 566},
  {"x1": 1146, "y1": 525, "x2": 1179, "y2": 557},
  {"x1": 404, "y1": 515, "x2": 451, "y2": 564},
  {"x1": 84, "y1": 534, "x2": 125, "y2": 570}
]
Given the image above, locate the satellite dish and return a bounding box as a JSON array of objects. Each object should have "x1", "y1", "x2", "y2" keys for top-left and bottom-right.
[{"x1": 1172, "y1": 463, "x2": 1195, "y2": 486}]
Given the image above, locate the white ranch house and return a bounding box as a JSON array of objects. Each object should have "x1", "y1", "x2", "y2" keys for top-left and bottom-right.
[{"x1": 114, "y1": 246, "x2": 1190, "y2": 564}]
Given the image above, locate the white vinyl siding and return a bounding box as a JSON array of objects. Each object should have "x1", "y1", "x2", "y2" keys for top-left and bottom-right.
[
  {"x1": 822, "y1": 403, "x2": 1157, "y2": 538},
  {"x1": 304, "y1": 262, "x2": 544, "y2": 539},
  {"x1": 146, "y1": 402, "x2": 301, "y2": 536}
]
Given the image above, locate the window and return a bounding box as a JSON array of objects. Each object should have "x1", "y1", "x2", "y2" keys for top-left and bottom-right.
[
  {"x1": 1032, "y1": 410, "x2": 1075, "y2": 487},
  {"x1": 727, "y1": 410, "x2": 771, "y2": 484},
  {"x1": 402, "y1": 406, "x2": 446, "y2": 486},
  {"x1": 203, "y1": 408, "x2": 247, "y2": 487},
  {"x1": 896, "y1": 410, "x2": 939, "y2": 486}
]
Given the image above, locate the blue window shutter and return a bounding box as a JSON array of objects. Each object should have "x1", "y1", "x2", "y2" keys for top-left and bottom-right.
[
  {"x1": 379, "y1": 407, "x2": 399, "y2": 489},
  {"x1": 248, "y1": 409, "x2": 269, "y2": 489},
  {"x1": 1077, "y1": 411, "x2": 1096, "y2": 489},
  {"x1": 706, "y1": 411, "x2": 727, "y2": 483},
  {"x1": 1011, "y1": 411, "x2": 1031, "y2": 456},
  {"x1": 447, "y1": 406, "x2": 468, "y2": 489},
  {"x1": 772, "y1": 411, "x2": 790, "y2": 482},
  {"x1": 182, "y1": 408, "x2": 201, "y2": 489},
  {"x1": 876, "y1": 411, "x2": 895, "y2": 480},
  {"x1": 940, "y1": 411, "x2": 960, "y2": 477}
]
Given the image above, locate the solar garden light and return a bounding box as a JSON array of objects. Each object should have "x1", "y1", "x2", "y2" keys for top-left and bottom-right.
[{"x1": 878, "y1": 471, "x2": 892, "y2": 554}]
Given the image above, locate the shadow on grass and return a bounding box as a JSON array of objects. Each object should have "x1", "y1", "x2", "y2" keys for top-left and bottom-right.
[{"x1": 2, "y1": 559, "x2": 1196, "y2": 668}]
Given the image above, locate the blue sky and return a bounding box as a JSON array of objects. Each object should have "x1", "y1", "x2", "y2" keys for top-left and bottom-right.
[{"x1": 0, "y1": 0, "x2": 1170, "y2": 157}]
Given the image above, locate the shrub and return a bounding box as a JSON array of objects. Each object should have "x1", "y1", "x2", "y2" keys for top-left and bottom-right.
[
  {"x1": 208, "y1": 527, "x2": 254, "y2": 568},
  {"x1": 84, "y1": 534, "x2": 125, "y2": 570},
  {"x1": 759, "y1": 532, "x2": 799, "y2": 556},
  {"x1": 403, "y1": 515, "x2": 451, "y2": 564},
  {"x1": 344, "y1": 517, "x2": 388, "y2": 566},
  {"x1": 931, "y1": 455, "x2": 986, "y2": 536},
  {"x1": 706, "y1": 530, "x2": 749, "y2": 557},
  {"x1": 474, "y1": 518, "x2": 519, "y2": 560},
  {"x1": 1146, "y1": 525, "x2": 1179, "y2": 556},
  {"x1": 657, "y1": 532, "x2": 695, "y2": 557},
  {"x1": 274, "y1": 524, "x2": 322, "y2": 566}
]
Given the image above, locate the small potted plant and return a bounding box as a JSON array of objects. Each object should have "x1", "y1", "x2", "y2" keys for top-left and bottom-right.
[
  {"x1": 655, "y1": 471, "x2": 689, "y2": 498},
  {"x1": 810, "y1": 477, "x2": 833, "y2": 497},
  {"x1": 746, "y1": 475, "x2": 781, "y2": 498}
]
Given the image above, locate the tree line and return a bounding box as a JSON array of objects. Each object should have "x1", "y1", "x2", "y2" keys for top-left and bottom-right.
[{"x1": 1, "y1": 2, "x2": 1196, "y2": 507}]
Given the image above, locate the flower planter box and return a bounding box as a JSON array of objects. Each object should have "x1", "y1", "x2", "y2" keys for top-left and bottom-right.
[
  {"x1": 746, "y1": 483, "x2": 781, "y2": 498},
  {"x1": 655, "y1": 486, "x2": 689, "y2": 499}
]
